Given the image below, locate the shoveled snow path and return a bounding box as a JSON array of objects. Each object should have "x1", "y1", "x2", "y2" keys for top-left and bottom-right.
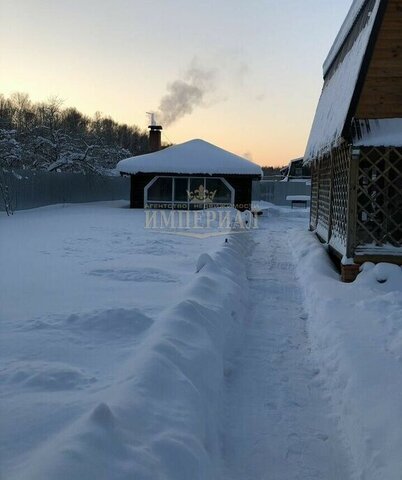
[{"x1": 221, "y1": 214, "x2": 353, "y2": 479}]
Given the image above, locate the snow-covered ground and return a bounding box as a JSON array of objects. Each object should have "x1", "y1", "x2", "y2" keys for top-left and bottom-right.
[
  {"x1": 1, "y1": 201, "x2": 402, "y2": 480},
  {"x1": 290, "y1": 218, "x2": 402, "y2": 480},
  {"x1": 1, "y1": 201, "x2": 242, "y2": 479},
  {"x1": 221, "y1": 208, "x2": 352, "y2": 479}
]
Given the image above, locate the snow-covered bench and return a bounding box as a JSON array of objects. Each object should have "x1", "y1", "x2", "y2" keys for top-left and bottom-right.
[{"x1": 286, "y1": 195, "x2": 310, "y2": 209}]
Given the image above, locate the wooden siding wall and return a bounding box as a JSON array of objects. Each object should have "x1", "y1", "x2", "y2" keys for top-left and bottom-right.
[
  {"x1": 224, "y1": 176, "x2": 253, "y2": 211},
  {"x1": 130, "y1": 174, "x2": 154, "y2": 208},
  {"x1": 356, "y1": 0, "x2": 402, "y2": 118}
]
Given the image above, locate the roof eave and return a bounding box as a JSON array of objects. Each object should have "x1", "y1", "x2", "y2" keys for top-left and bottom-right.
[{"x1": 118, "y1": 170, "x2": 262, "y2": 178}]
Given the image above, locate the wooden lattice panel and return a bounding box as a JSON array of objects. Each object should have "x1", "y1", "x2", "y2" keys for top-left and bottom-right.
[
  {"x1": 310, "y1": 164, "x2": 319, "y2": 229},
  {"x1": 329, "y1": 145, "x2": 350, "y2": 253},
  {"x1": 356, "y1": 147, "x2": 402, "y2": 247},
  {"x1": 316, "y1": 155, "x2": 332, "y2": 240}
]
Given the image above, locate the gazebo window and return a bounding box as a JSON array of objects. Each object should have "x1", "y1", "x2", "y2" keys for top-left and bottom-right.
[
  {"x1": 144, "y1": 176, "x2": 234, "y2": 209},
  {"x1": 206, "y1": 178, "x2": 232, "y2": 204},
  {"x1": 174, "y1": 178, "x2": 188, "y2": 203},
  {"x1": 147, "y1": 177, "x2": 172, "y2": 202}
]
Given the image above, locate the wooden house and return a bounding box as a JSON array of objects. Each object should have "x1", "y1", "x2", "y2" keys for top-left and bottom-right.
[
  {"x1": 117, "y1": 136, "x2": 262, "y2": 211},
  {"x1": 305, "y1": 0, "x2": 402, "y2": 281}
]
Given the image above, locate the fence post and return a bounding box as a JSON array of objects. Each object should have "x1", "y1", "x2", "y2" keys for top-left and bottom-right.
[{"x1": 346, "y1": 147, "x2": 359, "y2": 259}]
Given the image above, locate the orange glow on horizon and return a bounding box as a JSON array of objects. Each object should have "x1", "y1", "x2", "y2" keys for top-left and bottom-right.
[{"x1": 0, "y1": 0, "x2": 352, "y2": 169}]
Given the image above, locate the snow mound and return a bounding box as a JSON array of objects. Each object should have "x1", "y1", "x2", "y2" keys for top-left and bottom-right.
[
  {"x1": 291, "y1": 231, "x2": 402, "y2": 480},
  {"x1": 90, "y1": 403, "x2": 116, "y2": 428},
  {"x1": 10, "y1": 232, "x2": 251, "y2": 480},
  {"x1": 356, "y1": 262, "x2": 402, "y2": 289},
  {"x1": 195, "y1": 252, "x2": 216, "y2": 273}
]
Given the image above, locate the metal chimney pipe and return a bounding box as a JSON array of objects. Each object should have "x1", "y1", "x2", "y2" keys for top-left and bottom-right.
[{"x1": 148, "y1": 125, "x2": 163, "y2": 152}]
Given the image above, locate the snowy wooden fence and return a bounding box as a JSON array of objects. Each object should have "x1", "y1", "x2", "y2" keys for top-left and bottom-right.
[
  {"x1": 1, "y1": 169, "x2": 130, "y2": 212},
  {"x1": 1, "y1": 172, "x2": 311, "y2": 212}
]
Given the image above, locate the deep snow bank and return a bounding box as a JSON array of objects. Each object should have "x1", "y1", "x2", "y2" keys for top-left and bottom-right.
[
  {"x1": 290, "y1": 231, "x2": 402, "y2": 480},
  {"x1": 11, "y1": 232, "x2": 251, "y2": 480}
]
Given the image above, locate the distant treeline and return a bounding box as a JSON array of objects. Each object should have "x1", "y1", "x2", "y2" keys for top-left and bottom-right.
[{"x1": 0, "y1": 92, "x2": 151, "y2": 174}]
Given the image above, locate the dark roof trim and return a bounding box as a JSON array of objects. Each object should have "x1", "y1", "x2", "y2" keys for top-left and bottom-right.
[{"x1": 342, "y1": 0, "x2": 389, "y2": 140}]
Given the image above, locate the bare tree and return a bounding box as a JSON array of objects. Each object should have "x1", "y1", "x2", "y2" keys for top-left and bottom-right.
[{"x1": 0, "y1": 92, "x2": 151, "y2": 174}]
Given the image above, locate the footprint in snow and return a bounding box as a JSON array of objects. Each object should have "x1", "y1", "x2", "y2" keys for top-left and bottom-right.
[
  {"x1": 88, "y1": 267, "x2": 178, "y2": 283},
  {"x1": 2, "y1": 361, "x2": 96, "y2": 391},
  {"x1": 66, "y1": 308, "x2": 153, "y2": 338}
]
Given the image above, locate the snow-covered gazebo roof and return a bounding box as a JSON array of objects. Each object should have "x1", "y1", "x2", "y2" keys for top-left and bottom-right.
[
  {"x1": 117, "y1": 139, "x2": 263, "y2": 177},
  {"x1": 304, "y1": 0, "x2": 382, "y2": 162}
]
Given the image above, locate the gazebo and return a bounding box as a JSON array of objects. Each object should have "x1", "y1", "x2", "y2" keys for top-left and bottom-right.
[
  {"x1": 117, "y1": 139, "x2": 263, "y2": 211},
  {"x1": 305, "y1": 0, "x2": 402, "y2": 281}
]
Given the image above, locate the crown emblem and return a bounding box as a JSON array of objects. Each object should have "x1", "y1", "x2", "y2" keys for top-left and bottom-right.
[{"x1": 187, "y1": 184, "x2": 217, "y2": 203}]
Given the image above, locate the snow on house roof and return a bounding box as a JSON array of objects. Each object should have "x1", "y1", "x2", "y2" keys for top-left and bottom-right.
[
  {"x1": 353, "y1": 119, "x2": 402, "y2": 147},
  {"x1": 304, "y1": 0, "x2": 381, "y2": 162},
  {"x1": 323, "y1": 0, "x2": 369, "y2": 77},
  {"x1": 117, "y1": 139, "x2": 263, "y2": 177}
]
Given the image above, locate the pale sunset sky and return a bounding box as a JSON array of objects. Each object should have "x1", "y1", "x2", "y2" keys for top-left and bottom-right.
[{"x1": 0, "y1": 0, "x2": 352, "y2": 166}]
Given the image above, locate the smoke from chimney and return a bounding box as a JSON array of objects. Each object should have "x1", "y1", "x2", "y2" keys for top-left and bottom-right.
[
  {"x1": 157, "y1": 62, "x2": 216, "y2": 127},
  {"x1": 155, "y1": 55, "x2": 254, "y2": 128}
]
